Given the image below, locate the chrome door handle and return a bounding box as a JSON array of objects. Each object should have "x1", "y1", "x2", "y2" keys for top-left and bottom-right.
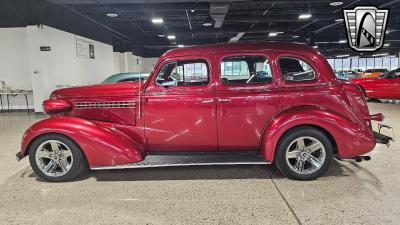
[
  {"x1": 218, "y1": 98, "x2": 231, "y2": 102},
  {"x1": 200, "y1": 99, "x2": 214, "y2": 103}
]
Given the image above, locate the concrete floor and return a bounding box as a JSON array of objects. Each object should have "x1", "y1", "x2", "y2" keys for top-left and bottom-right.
[{"x1": 0, "y1": 102, "x2": 399, "y2": 225}]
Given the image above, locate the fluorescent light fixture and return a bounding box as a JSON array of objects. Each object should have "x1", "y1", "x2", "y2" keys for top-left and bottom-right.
[
  {"x1": 338, "y1": 40, "x2": 347, "y2": 43},
  {"x1": 106, "y1": 13, "x2": 118, "y2": 18},
  {"x1": 313, "y1": 45, "x2": 318, "y2": 48},
  {"x1": 190, "y1": 9, "x2": 195, "y2": 13},
  {"x1": 330, "y1": 2, "x2": 343, "y2": 6},
  {"x1": 167, "y1": 35, "x2": 176, "y2": 40},
  {"x1": 151, "y1": 18, "x2": 164, "y2": 24},
  {"x1": 386, "y1": 30, "x2": 391, "y2": 34},
  {"x1": 336, "y1": 54, "x2": 349, "y2": 58},
  {"x1": 293, "y1": 35, "x2": 300, "y2": 38},
  {"x1": 157, "y1": 34, "x2": 165, "y2": 37},
  {"x1": 269, "y1": 32, "x2": 278, "y2": 37},
  {"x1": 384, "y1": 43, "x2": 390, "y2": 47},
  {"x1": 299, "y1": 14, "x2": 312, "y2": 19},
  {"x1": 372, "y1": 53, "x2": 389, "y2": 57},
  {"x1": 335, "y1": 18, "x2": 343, "y2": 22},
  {"x1": 178, "y1": 44, "x2": 184, "y2": 48}
]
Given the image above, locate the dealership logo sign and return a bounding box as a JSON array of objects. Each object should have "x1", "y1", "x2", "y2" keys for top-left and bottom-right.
[{"x1": 343, "y1": 6, "x2": 389, "y2": 52}]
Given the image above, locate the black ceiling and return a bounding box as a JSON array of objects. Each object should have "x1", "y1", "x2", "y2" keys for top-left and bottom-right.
[{"x1": 1, "y1": 0, "x2": 400, "y2": 58}]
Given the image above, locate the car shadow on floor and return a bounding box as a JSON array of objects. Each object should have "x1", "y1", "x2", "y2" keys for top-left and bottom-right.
[{"x1": 87, "y1": 159, "x2": 350, "y2": 182}]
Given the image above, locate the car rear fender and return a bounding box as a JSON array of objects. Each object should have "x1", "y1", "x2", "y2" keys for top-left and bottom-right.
[
  {"x1": 21, "y1": 116, "x2": 143, "y2": 167},
  {"x1": 260, "y1": 105, "x2": 376, "y2": 161}
]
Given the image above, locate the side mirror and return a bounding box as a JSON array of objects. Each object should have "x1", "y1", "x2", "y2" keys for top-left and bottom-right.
[{"x1": 160, "y1": 80, "x2": 177, "y2": 87}]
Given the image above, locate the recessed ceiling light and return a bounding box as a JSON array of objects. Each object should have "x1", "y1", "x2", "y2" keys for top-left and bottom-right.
[
  {"x1": 313, "y1": 45, "x2": 318, "y2": 48},
  {"x1": 178, "y1": 44, "x2": 184, "y2": 48},
  {"x1": 335, "y1": 18, "x2": 343, "y2": 22},
  {"x1": 299, "y1": 14, "x2": 312, "y2": 19},
  {"x1": 293, "y1": 35, "x2": 300, "y2": 38},
  {"x1": 190, "y1": 9, "x2": 195, "y2": 13},
  {"x1": 202, "y1": 16, "x2": 214, "y2": 27},
  {"x1": 386, "y1": 30, "x2": 391, "y2": 34},
  {"x1": 167, "y1": 35, "x2": 176, "y2": 40},
  {"x1": 336, "y1": 54, "x2": 349, "y2": 58},
  {"x1": 152, "y1": 18, "x2": 164, "y2": 24},
  {"x1": 372, "y1": 53, "x2": 389, "y2": 57},
  {"x1": 157, "y1": 34, "x2": 165, "y2": 37},
  {"x1": 384, "y1": 43, "x2": 390, "y2": 47},
  {"x1": 269, "y1": 32, "x2": 278, "y2": 37},
  {"x1": 338, "y1": 40, "x2": 347, "y2": 43},
  {"x1": 106, "y1": 13, "x2": 118, "y2": 18},
  {"x1": 330, "y1": 2, "x2": 343, "y2": 6}
]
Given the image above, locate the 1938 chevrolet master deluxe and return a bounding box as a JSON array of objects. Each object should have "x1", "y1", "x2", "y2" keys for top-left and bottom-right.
[{"x1": 16, "y1": 42, "x2": 389, "y2": 182}]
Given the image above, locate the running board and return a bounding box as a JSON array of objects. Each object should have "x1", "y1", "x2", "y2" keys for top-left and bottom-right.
[{"x1": 91, "y1": 153, "x2": 270, "y2": 170}]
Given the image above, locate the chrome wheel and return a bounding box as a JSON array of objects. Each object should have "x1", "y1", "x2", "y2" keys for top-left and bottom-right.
[
  {"x1": 285, "y1": 136, "x2": 326, "y2": 175},
  {"x1": 35, "y1": 140, "x2": 73, "y2": 177}
]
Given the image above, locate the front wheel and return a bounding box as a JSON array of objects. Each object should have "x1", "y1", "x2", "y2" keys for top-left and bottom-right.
[
  {"x1": 275, "y1": 127, "x2": 333, "y2": 180},
  {"x1": 29, "y1": 134, "x2": 88, "y2": 182}
]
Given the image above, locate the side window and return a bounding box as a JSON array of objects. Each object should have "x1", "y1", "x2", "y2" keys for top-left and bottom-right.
[
  {"x1": 220, "y1": 56, "x2": 272, "y2": 84},
  {"x1": 279, "y1": 57, "x2": 316, "y2": 81},
  {"x1": 156, "y1": 60, "x2": 209, "y2": 86}
]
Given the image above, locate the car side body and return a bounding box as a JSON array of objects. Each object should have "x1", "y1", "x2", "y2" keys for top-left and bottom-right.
[
  {"x1": 352, "y1": 68, "x2": 400, "y2": 99},
  {"x1": 18, "y1": 42, "x2": 385, "y2": 181}
]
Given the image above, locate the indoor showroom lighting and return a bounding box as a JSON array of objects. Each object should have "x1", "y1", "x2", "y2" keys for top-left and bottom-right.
[
  {"x1": 178, "y1": 44, "x2": 184, "y2": 48},
  {"x1": 157, "y1": 34, "x2": 165, "y2": 37},
  {"x1": 336, "y1": 54, "x2": 349, "y2": 58},
  {"x1": 293, "y1": 35, "x2": 300, "y2": 38},
  {"x1": 151, "y1": 18, "x2": 164, "y2": 24},
  {"x1": 269, "y1": 32, "x2": 278, "y2": 37},
  {"x1": 373, "y1": 53, "x2": 389, "y2": 57},
  {"x1": 299, "y1": 14, "x2": 312, "y2": 19},
  {"x1": 106, "y1": 13, "x2": 118, "y2": 17},
  {"x1": 330, "y1": 1, "x2": 343, "y2": 6},
  {"x1": 202, "y1": 16, "x2": 214, "y2": 27},
  {"x1": 167, "y1": 35, "x2": 176, "y2": 40},
  {"x1": 384, "y1": 43, "x2": 390, "y2": 47},
  {"x1": 338, "y1": 40, "x2": 347, "y2": 43},
  {"x1": 335, "y1": 19, "x2": 343, "y2": 22},
  {"x1": 313, "y1": 45, "x2": 318, "y2": 48}
]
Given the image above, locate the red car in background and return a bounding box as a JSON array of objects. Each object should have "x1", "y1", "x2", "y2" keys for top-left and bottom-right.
[
  {"x1": 352, "y1": 68, "x2": 400, "y2": 100},
  {"x1": 16, "y1": 42, "x2": 390, "y2": 182}
]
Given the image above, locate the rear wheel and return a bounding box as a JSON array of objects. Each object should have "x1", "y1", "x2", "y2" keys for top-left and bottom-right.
[
  {"x1": 275, "y1": 127, "x2": 333, "y2": 180},
  {"x1": 29, "y1": 134, "x2": 88, "y2": 182}
]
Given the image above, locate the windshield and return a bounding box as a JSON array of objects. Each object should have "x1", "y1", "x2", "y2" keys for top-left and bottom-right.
[{"x1": 102, "y1": 72, "x2": 150, "y2": 84}]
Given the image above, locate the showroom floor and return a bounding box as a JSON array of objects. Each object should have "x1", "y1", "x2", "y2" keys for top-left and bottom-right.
[{"x1": 0, "y1": 102, "x2": 399, "y2": 225}]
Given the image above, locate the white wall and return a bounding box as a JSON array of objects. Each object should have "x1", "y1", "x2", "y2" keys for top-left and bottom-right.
[
  {"x1": 26, "y1": 25, "x2": 115, "y2": 112},
  {"x1": 112, "y1": 52, "x2": 158, "y2": 74},
  {"x1": 0, "y1": 28, "x2": 33, "y2": 110}
]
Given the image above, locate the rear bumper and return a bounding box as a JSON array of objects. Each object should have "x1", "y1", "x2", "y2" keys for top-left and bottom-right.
[
  {"x1": 15, "y1": 152, "x2": 24, "y2": 161},
  {"x1": 373, "y1": 131, "x2": 393, "y2": 145}
]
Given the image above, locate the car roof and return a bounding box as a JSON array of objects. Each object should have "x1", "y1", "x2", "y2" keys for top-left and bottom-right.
[{"x1": 160, "y1": 42, "x2": 318, "y2": 60}]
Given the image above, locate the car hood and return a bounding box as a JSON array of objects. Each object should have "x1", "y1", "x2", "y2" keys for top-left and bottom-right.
[{"x1": 51, "y1": 81, "x2": 143, "y2": 99}]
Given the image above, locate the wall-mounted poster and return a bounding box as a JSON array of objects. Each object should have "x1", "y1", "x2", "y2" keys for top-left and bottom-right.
[{"x1": 76, "y1": 35, "x2": 95, "y2": 59}]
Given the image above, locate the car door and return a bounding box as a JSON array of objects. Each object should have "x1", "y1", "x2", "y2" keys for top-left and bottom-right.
[
  {"x1": 215, "y1": 52, "x2": 280, "y2": 151},
  {"x1": 143, "y1": 55, "x2": 218, "y2": 151}
]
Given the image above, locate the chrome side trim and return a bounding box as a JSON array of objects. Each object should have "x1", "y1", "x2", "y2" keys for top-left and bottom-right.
[
  {"x1": 90, "y1": 154, "x2": 270, "y2": 170},
  {"x1": 91, "y1": 161, "x2": 270, "y2": 170}
]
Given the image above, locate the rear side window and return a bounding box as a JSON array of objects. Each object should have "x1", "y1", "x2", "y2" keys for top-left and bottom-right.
[
  {"x1": 156, "y1": 60, "x2": 209, "y2": 86},
  {"x1": 220, "y1": 56, "x2": 272, "y2": 84},
  {"x1": 279, "y1": 57, "x2": 316, "y2": 81}
]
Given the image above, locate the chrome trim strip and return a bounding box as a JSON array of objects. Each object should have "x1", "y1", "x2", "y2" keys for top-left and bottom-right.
[
  {"x1": 74, "y1": 101, "x2": 135, "y2": 109},
  {"x1": 91, "y1": 161, "x2": 270, "y2": 170}
]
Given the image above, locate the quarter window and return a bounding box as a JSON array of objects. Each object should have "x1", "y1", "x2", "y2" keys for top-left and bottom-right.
[
  {"x1": 279, "y1": 57, "x2": 316, "y2": 81},
  {"x1": 156, "y1": 60, "x2": 209, "y2": 86},
  {"x1": 220, "y1": 56, "x2": 272, "y2": 84}
]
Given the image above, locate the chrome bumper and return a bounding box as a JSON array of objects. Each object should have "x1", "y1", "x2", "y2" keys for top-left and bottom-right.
[{"x1": 15, "y1": 152, "x2": 23, "y2": 161}]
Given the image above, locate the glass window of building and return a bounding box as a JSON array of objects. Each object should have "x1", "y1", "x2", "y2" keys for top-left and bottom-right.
[
  {"x1": 367, "y1": 58, "x2": 375, "y2": 69},
  {"x1": 390, "y1": 58, "x2": 399, "y2": 70},
  {"x1": 351, "y1": 58, "x2": 358, "y2": 69},
  {"x1": 375, "y1": 58, "x2": 383, "y2": 68},
  {"x1": 334, "y1": 59, "x2": 342, "y2": 71},
  {"x1": 342, "y1": 58, "x2": 350, "y2": 70},
  {"x1": 383, "y1": 58, "x2": 390, "y2": 70}
]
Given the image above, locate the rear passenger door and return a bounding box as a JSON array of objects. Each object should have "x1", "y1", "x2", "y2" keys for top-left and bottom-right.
[{"x1": 215, "y1": 53, "x2": 280, "y2": 151}]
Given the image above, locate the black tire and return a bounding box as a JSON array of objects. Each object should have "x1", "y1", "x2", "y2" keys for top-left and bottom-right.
[
  {"x1": 29, "y1": 134, "x2": 88, "y2": 182},
  {"x1": 275, "y1": 127, "x2": 333, "y2": 180}
]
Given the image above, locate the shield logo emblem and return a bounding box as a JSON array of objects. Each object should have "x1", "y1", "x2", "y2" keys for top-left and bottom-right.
[{"x1": 343, "y1": 6, "x2": 389, "y2": 52}]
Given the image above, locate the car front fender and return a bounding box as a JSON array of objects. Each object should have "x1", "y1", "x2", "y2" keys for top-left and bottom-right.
[
  {"x1": 21, "y1": 116, "x2": 143, "y2": 167},
  {"x1": 261, "y1": 106, "x2": 376, "y2": 162}
]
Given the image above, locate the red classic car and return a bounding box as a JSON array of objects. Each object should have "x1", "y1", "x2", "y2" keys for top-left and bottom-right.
[
  {"x1": 351, "y1": 68, "x2": 400, "y2": 100},
  {"x1": 16, "y1": 42, "x2": 390, "y2": 182}
]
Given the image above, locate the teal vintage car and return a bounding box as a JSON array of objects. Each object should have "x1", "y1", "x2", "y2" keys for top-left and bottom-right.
[{"x1": 101, "y1": 72, "x2": 150, "y2": 84}]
